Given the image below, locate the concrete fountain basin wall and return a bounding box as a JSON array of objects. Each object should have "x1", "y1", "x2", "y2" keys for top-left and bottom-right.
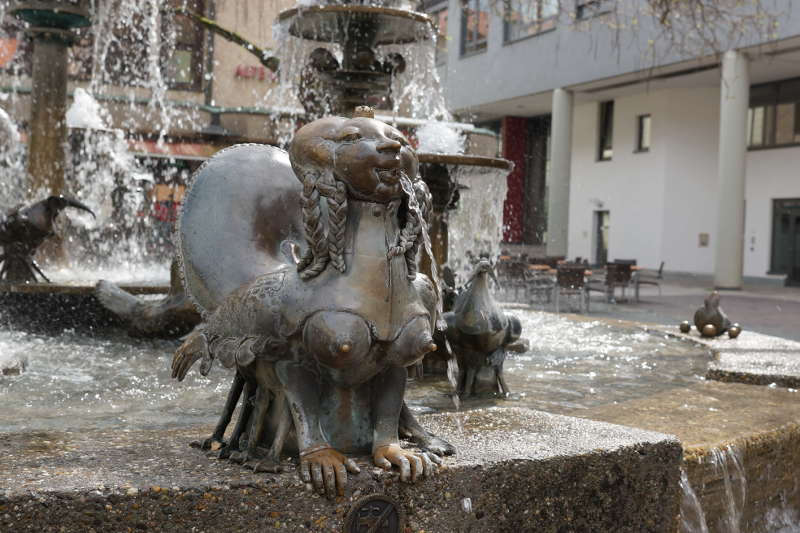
[{"x1": 0, "y1": 408, "x2": 682, "y2": 532}]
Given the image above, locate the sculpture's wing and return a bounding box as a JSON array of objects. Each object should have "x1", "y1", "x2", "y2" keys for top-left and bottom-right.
[{"x1": 178, "y1": 144, "x2": 304, "y2": 313}]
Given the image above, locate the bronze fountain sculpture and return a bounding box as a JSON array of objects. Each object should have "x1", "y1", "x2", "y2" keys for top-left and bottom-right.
[
  {"x1": 0, "y1": 195, "x2": 95, "y2": 282},
  {"x1": 444, "y1": 260, "x2": 522, "y2": 398},
  {"x1": 172, "y1": 109, "x2": 454, "y2": 498},
  {"x1": 692, "y1": 290, "x2": 741, "y2": 338}
]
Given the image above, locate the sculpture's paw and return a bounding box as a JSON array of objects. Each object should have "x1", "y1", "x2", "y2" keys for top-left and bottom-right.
[
  {"x1": 299, "y1": 446, "x2": 360, "y2": 499},
  {"x1": 373, "y1": 444, "x2": 440, "y2": 483},
  {"x1": 416, "y1": 435, "x2": 456, "y2": 457},
  {"x1": 217, "y1": 442, "x2": 241, "y2": 460},
  {"x1": 202, "y1": 436, "x2": 226, "y2": 452}
]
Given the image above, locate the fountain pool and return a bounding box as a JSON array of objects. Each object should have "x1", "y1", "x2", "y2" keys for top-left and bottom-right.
[{"x1": 0, "y1": 307, "x2": 709, "y2": 434}]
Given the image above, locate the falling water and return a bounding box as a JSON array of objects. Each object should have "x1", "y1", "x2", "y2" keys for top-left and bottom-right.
[
  {"x1": 0, "y1": 0, "x2": 215, "y2": 282},
  {"x1": 447, "y1": 164, "x2": 510, "y2": 282},
  {"x1": 399, "y1": 172, "x2": 443, "y2": 328},
  {"x1": 680, "y1": 468, "x2": 710, "y2": 533},
  {"x1": 710, "y1": 444, "x2": 747, "y2": 533},
  {"x1": 678, "y1": 444, "x2": 748, "y2": 533}
]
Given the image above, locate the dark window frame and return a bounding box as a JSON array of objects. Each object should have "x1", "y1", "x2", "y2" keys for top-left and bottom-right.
[
  {"x1": 635, "y1": 114, "x2": 651, "y2": 153},
  {"x1": 503, "y1": 0, "x2": 558, "y2": 44},
  {"x1": 770, "y1": 198, "x2": 800, "y2": 275},
  {"x1": 575, "y1": 0, "x2": 610, "y2": 20},
  {"x1": 460, "y1": 0, "x2": 488, "y2": 56},
  {"x1": 597, "y1": 100, "x2": 614, "y2": 161},
  {"x1": 161, "y1": 0, "x2": 206, "y2": 92},
  {"x1": 748, "y1": 76, "x2": 800, "y2": 150}
]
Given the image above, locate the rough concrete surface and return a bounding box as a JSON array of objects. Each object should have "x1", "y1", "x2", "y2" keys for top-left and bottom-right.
[
  {"x1": 577, "y1": 380, "x2": 800, "y2": 533},
  {"x1": 0, "y1": 408, "x2": 682, "y2": 533}
]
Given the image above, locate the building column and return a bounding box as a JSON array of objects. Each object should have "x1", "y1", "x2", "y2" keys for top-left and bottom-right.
[
  {"x1": 546, "y1": 88, "x2": 573, "y2": 257},
  {"x1": 714, "y1": 51, "x2": 749, "y2": 289}
]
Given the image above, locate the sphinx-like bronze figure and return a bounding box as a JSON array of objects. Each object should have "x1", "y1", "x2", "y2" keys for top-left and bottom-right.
[
  {"x1": 0, "y1": 195, "x2": 95, "y2": 283},
  {"x1": 444, "y1": 260, "x2": 522, "y2": 398},
  {"x1": 172, "y1": 111, "x2": 454, "y2": 497}
]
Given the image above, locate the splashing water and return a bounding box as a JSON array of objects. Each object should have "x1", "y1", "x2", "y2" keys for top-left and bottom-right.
[
  {"x1": 399, "y1": 172, "x2": 443, "y2": 328},
  {"x1": 405, "y1": 311, "x2": 711, "y2": 414}
]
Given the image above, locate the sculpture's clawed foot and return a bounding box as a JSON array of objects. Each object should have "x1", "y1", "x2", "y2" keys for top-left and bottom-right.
[
  {"x1": 373, "y1": 444, "x2": 440, "y2": 483},
  {"x1": 250, "y1": 459, "x2": 285, "y2": 473},
  {"x1": 299, "y1": 446, "x2": 360, "y2": 499},
  {"x1": 217, "y1": 444, "x2": 236, "y2": 460},
  {"x1": 228, "y1": 448, "x2": 258, "y2": 464},
  {"x1": 415, "y1": 434, "x2": 456, "y2": 457},
  {"x1": 230, "y1": 447, "x2": 286, "y2": 473},
  {"x1": 202, "y1": 436, "x2": 226, "y2": 451}
]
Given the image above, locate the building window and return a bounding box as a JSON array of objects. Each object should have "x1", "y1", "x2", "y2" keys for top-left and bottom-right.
[
  {"x1": 748, "y1": 77, "x2": 800, "y2": 149},
  {"x1": 432, "y1": 5, "x2": 449, "y2": 64},
  {"x1": 163, "y1": 0, "x2": 206, "y2": 91},
  {"x1": 503, "y1": 0, "x2": 558, "y2": 43},
  {"x1": 598, "y1": 100, "x2": 614, "y2": 161},
  {"x1": 635, "y1": 114, "x2": 651, "y2": 152},
  {"x1": 460, "y1": 0, "x2": 488, "y2": 56},
  {"x1": 575, "y1": 0, "x2": 609, "y2": 20}
]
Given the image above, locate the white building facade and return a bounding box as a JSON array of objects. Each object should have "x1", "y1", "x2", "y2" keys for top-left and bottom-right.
[{"x1": 427, "y1": 0, "x2": 800, "y2": 286}]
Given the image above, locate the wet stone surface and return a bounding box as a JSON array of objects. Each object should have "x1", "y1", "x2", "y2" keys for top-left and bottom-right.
[
  {"x1": 658, "y1": 326, "x2": 800, "y2": 388},
  {"x1": 0, "y1": 408, "x2": 681, "y2": 532}
]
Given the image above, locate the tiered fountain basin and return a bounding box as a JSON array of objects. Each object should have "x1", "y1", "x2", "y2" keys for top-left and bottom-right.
[{"x1": 3, "y1": 306, "x2": 799, "y2": 531}]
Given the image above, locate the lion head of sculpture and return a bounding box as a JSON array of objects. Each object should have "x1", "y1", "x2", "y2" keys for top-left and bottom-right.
[
  {"x1": 290, "y1": 116, "x2": 419, "y2": 203},
  {"x1": 288, "y1": 115, "x2": 429, "y2": 281}
]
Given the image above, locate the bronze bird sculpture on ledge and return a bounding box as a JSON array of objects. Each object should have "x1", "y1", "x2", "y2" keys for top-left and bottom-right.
[{"x1": 0, "y1": 195, "x2": 95, "y2": 283}]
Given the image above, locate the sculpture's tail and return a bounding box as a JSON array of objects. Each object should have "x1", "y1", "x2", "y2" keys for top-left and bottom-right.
[{"x1": 94, "y1": 280, "x2": 143, "y2": 319}]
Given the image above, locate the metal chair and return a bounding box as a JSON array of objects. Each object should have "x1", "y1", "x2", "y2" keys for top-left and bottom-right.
[
  {"x1": 605, "y1": 262, "x2": 633, "y2": 303},
  {"x1": 496, "y1": 260, "x2": 528, "y2": 302},
  {"x1": 525, "y1": 265, "x2": 555, "y2": 305},
  {"x1": 634, "y1": 261, "x2": 664, "y2": 302},
  {"x1": 554, "y1": 264, "x2": 589, "y2": 313}
]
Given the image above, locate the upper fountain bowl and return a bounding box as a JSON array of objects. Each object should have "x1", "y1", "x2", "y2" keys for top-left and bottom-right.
[
  {"x1": 278, "y1": 4, "x2": 433, "y2": 45},
  {"x1": 11, "y1": 0, "x2": 91, "y2": 29}
]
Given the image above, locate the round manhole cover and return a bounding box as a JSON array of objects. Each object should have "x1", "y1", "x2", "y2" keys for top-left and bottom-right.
[{"x1": 343, "y1": 493, "x2": 405, "y2": 533}]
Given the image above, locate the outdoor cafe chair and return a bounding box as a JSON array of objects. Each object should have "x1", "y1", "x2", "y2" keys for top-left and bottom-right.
[{"x1": 554, "y1": 264, "x2": 590, "y2": 313}]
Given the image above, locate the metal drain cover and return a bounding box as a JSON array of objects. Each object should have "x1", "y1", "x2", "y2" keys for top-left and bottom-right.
[{"x1": 343, "y1": 493, "x2": 405, "y2": 533}]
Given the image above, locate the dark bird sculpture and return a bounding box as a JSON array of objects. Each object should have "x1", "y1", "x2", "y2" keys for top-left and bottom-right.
[
  {"x1": 693, "y1": 290, "x2": 732, "y2": 337},
  {"x1": 444, "y1": 260, "x2": 522, "y2": 398},
  {"x1": 0, "y1": 195, "x2": 95, "y2": 283}
]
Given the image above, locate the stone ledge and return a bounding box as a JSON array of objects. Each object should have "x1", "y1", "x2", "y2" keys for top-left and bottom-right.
[
  {"x1": 651, "y1": 326, "x2": 800, "y2": 389},
  {"x1": 0, "y1": 408, "x2": 681, "y2": 532}
]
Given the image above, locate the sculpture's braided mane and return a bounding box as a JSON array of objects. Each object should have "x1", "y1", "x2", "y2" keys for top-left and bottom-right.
[
  {"x1": 326, "y1": 180, "x2": 348, "y2": 273},
  {"x1": 298, "y1": 176, "x2": 330, "y2": 280}
]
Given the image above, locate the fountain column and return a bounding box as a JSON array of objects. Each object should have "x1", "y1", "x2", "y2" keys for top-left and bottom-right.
[
  {"x1": 11, "y1": 1, "x2": 91, "y2": 196},
  {"x1": 714, "y1": 50, "x2": 749, "y2": 289},
  {"x1": 546, "y1": 88, "x2": 573, "y2": 258},
  {"x1": 27, "y1": 29, "x2": 70, "y2": 194}
]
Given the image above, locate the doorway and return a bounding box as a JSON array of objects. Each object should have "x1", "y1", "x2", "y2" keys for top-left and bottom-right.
[
  {"x1": 772, "y1": 199, "x2": 800, "y2": 286},
  {"x1": 594, "y1": 210, "x2": 610, "y2": 266}
]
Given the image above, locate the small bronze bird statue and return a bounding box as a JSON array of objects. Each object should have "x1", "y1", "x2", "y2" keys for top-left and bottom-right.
[
  {"x1": 444, "y1": 260, "x2": 522, "y2": 398},
  {"x1": 0, "y1": 195, "x2": 95, "y2": 283},
  {"x1": 694, "y1": 290, "x2": 732, "y2": 338}
]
